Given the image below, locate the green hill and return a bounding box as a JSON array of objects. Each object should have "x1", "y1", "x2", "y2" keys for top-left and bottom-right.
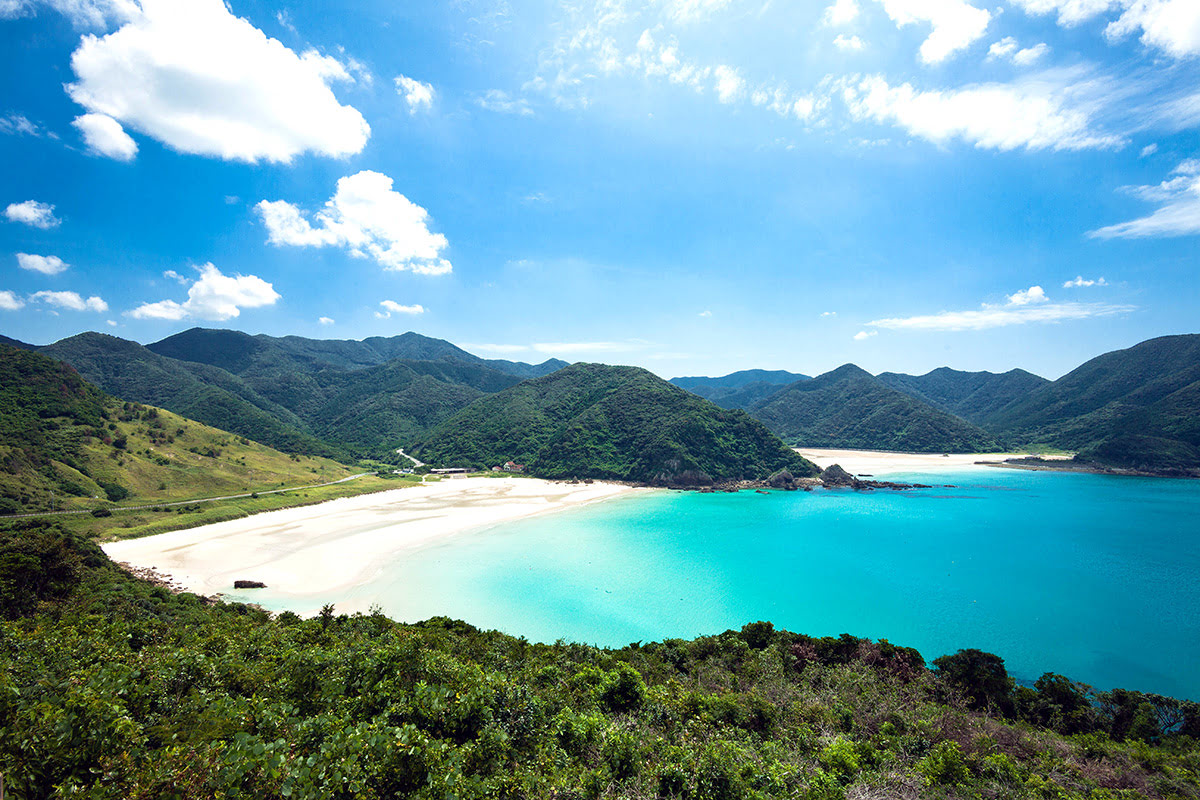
[
  {"x1": 671, "y1": 369, "x2": 811, "y2": 409},
  {"x1": 41, "y1": 332, "x2": 337, "y2": 458},
  {"x1": 415, "y1": 363, "x2": 816, "y2": 483},
  {"x1": 748, "y1": 364, "x2": 1001, "y2": 453},
  {"x1": 148, "y1": 327, "x2": 567, "y2": 380},
  {"x1": 0, "y1": 345, "x2": 356, "y2": 513},
  {"x1": 988, "y1": 334, "x2": 1200, "y2": 472},
  {"x1": 876, "y1": 367, "x2": 1049, "y2": 426}
]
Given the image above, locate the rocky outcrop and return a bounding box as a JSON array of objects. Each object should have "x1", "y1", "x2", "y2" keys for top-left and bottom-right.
[{"x1": 233, "y1": 580, "x2": 267, "y2": 589}]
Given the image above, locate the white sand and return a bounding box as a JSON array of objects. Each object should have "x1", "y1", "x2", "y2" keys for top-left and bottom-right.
[
  {"x1": 796, "y1": 448, "x2": 1064, "y2": 476},
  {"x1": 102, "y1": 477, "x2": 632, "y2": 601}
]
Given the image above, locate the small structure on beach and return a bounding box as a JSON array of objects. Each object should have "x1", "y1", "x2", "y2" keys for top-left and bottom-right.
[{"x1": 503, "y1": 461, "x2": 526, "y2": 473}]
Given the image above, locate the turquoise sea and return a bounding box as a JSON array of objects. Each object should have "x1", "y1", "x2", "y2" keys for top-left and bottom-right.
[{"x1": 264, "y1": 468, "x2": 1200, "y2": 700}]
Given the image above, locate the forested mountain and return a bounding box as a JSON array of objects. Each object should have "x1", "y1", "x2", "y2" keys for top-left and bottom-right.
[
  {"x1": 0, "y1": 344, "x2": 354, "y2": 513},
  {"x1": 416, "y1": 363, "x2": 817, "y2": 483},
  {"x1": 876, "y1": 367, "x2": 1049, "y2": 426},
  {"x1": 672, "y1": 369, "x2": 812, "y2": 410},
  {"x1": 148, "y1": 327, "x2": 567, "y2": 380},
  {"x1": 987, "y1": 334, "x2": 1200, "y2": 472},
  {"x1": 747, "y1": 365, "x2": 1001, "y2": 453},
  {"x1": 41, "y1": 333, "x2": 337, "y2": 457}
]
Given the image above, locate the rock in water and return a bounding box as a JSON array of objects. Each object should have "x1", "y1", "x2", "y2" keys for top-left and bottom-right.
[
  {"x1": 819, "y1": 464, "x2": 854, "y2": 486},
  {"x1": 233, "y1": 580, "x2": 267, "y2": 589}
]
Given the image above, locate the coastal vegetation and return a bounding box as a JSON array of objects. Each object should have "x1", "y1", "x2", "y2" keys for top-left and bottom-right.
[
  {"x1": 1, "y1": 521, "x2": 1197, "y2": 799},
  {"x1": 414, "y1": 363, "x2": 817, "y2": 484}
]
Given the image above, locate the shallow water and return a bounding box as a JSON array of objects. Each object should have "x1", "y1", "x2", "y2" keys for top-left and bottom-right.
[{"x1": 236, "y1": 467, "x2": 1200, "y2": 699}]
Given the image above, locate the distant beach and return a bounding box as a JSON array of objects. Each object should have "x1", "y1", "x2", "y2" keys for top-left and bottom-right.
[
  {"x1": 796, "y1": 447, "x2": 1063, "y2": 476},
  {"x1": 102, "y1": 477, "x2": 633, "y2": 605}
]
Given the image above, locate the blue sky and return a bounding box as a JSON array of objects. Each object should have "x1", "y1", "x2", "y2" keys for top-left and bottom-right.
[{"x1": 1, "y1": 0, "x2": 1198, "y2": 380}]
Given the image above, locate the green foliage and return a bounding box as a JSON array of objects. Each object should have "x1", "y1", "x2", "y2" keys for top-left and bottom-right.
[
  {"x1": 415, "y1": 363, "x2": 818, "y2": 483},
  {"x1": 876, "y1": 366, "x2": 1050, "y2": 426},
  {"x1": 933, "y1": 648, "x2": 1014, "y2": 712},
  {"x1": 0, "y1": 531, "x2": 1197, "y2": 799},
  {"x1": 748, "y1": 364, "x2": 1001, "y2": 453}
]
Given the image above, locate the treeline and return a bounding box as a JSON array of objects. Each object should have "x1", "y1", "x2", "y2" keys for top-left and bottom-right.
[{"x1": 1, "y1": 521, "x2": 1197, "y2": 799}]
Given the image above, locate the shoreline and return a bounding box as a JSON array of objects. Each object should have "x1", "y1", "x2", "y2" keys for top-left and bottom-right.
[
  {"x1": 795, "y1": 448, "x2": 1063, "y2": 476},
  {"x1": 102, "y1": 477, "x2": 638, "y2": 605}
]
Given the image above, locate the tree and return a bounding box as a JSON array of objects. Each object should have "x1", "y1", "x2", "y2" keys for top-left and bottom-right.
[{"x1": 933, "y1": 649, "x2": 1013, "y2": 713}]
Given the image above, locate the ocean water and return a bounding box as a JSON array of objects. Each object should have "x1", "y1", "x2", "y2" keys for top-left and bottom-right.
[{"x1": 257, "y1": 468, "x2": 1200, "y2": 699}]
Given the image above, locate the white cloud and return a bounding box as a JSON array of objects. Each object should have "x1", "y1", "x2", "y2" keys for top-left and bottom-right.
[
  {"x1": 0, "y1": 113, "x2": 46, "y2": 137},
  {"x1": 476, "y1": 89, "x2": 533, "y2": 115},
  {"x1": 869, "y1": 286, "x2": 1132, "y2": 331},
  {"x1": 257, "y1": 171, "x2": 452, "y2": 275},
  {"x1": 1089, "y1": 158, "x2": 1200, "y2": 238},
  {"x1": 32, "y1": 290, "x2": 107, "y2": 312},
  {"x1": 106, "y1": 319, "x2": 117, "y2": 326},
  {"x1": 72, "y1": 112, "x2": 137, "y2": 160},
  {"x1": 876, "y1": 0, "x2": 992, "y2": 64},
  {"x1": 16, "y1": 253, "x2": 69, "y2": 275},
  {"x1": 834, "y1": 34, "x2": 866, "y2": 50},
  {"x1": 374, "y1": 300, "x2": 425, "y2": 318},
  {"x1": 65, "y1": 0, "x2": 369, "y2": 163},
  {"x1": 699, "y1": 309, "x2": 712, "y2": 317},
  {"x1": 853, "y1": 330, "x2": 877, "y2": 340},
  {"x1": 713, "y1": 65, "x2": 745, "y2": 103},
  {"x1": 1009, "y1": 0, "x2": 1121, "y2": 26},
  {"x1": 127, "y1": 262, "x2": 279, "y2": 321},
  {"x1": 988, "y1": 37, "x2": 1049, "y2": 64},
  {"x1": 0, "y1": 291, "x2": 25, "y2": 311},
  {"x1": 1105, "y1": 0, "x2": 1200, "y2": 59},
  {"x1": 395, "y1": 75, "x2": 435, "y2": 113},
  {"x1": 842, "y1": 73, "x2": 1122, "y2": 151},
  {"x1": 5, "y1": 200, "x2": 61, "y2": 229},
  {"x1": 1140, "y1": 143, "x2": 1158, "y2": 157},
  {"x1": 162, "y1": 269, "x2": 189, "y2": 284},
  {"x1": 824, "y1": 0, "x2": 860, "y2": 26},
  {"x1": 1063, "y1": 275, "x2": 1108, "y2": 287},
  {"x1": 662, "y1": 0, "x2": 731, "y2": 23},
  {"x1": 1006, "y1": 285, "x2": 1047, "y2": 305},
  {"x1": 821, "y1": 311, "x2": 838, "y2": 317},
  {"x1": 318, "y1": 316, "x2": 335, "y2": 325},
  {"x1": 0, "y1": 0, "x2": 138, "y2": 28}
]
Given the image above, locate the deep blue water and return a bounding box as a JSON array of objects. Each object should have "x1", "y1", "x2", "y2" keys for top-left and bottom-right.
[{"x1": 300, "y1": 468, "x2": 1200, "y2": 699}]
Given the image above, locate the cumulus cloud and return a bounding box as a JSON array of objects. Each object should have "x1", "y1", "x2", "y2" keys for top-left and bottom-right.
[
  {"x1": 1105, "y1": 0, "x2": 1200, "y2": 59},
  {"x1": 32, "y1": 290, "x2": 107, "y2": 312},
  {"x1": 699, "y1": 309, "x2": 713, "y2": 317},
  {"x1": 127, "y1": 263, "x2": 279, "y2": 321},
  {"x1": 834, "y1": 34, "x2": 866, "y2": 50},
  {"x1": 842, "y1": 73, "x2": 1122, "y2": 151},
  {"x1": 988, "y1": 37, "x2": 1050, "y2": 64},
  {"x1": 1008, "y1": 0, "x2": 1122, "y2": 26},
  {"x1": 65, "y1": 0, "x2": 369, "y2": 163},
  {"x1": 876, "y1": 0, "x2": 992, "y2": 64},
  {"x1": 257, "y1": 170, "x2": 452, "y2": 275},
  {"x1": 395, "y1": 75, "x2": 435, "y2": 113},
  {"x1": 0, "y1": 290, "x2": 25, "y2": 311},
  {"x1": 318, "y1": 316, "x2": 334, "y2": 325},
  {"x1": 1064, "y1": 275, "x2": 1108, "y2": 287},
  {"x1": 853, "y1": 330, "x2": 877, "y2": 340},
  {"x1": 824, "y1": 0, "x2": 860, "y2": 26},
  {"x1": 1006, "y1": 285, "x2": 1047, "y2": 305},
  {"x1": 5, "y1": 200, "x2": 61, "y2": 229},
  {"x1": 72, "y1": 112, "x2": 137, "y2": 160},
  {"x1": 662, "y1": 0, "x2": 731, "y2": 22},
  {"x1": 374, "y1": 301, "x2": 424, "y2": 318},
  {"x1": 16, "y1": 253, "x2": 69, "y2": 275},
  {"x1": 821, "y1": 311, "x2": 838, "y2": 317},
  {"x1": 162, "y1": 269, "x2": 188, "y2": 284},
  {"x1": 868, "y1": 286, "x2": 1132, "y2": 331},
  {"x1": 476, "y1": 89, "x2": 533, "y2": 115},
  {"x1": 1140, "y1": 143, "x2": 1158, "y2": 157},
  {"x1": 1089, "y1": 158, "x2": 1200, "y2": 238}
]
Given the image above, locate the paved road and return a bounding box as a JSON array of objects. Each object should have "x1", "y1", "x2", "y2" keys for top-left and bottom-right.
[
  {"x1": 2, "y1": 471, "x2": 375, "y2": 520},
  {"x1": 395, "y1": 448, "x2": 425, "y2": 468}
]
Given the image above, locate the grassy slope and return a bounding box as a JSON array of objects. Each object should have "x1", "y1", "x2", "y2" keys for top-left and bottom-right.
[
  {"x1": 749, "y1": 365, "x2": 1001, "y2": 453},
  {"x1": 416, "y1": 363, "x2": 817, "y2": 482},
  {"x1": 0, "y1": 344, "x2": 357, "y2": 514}
]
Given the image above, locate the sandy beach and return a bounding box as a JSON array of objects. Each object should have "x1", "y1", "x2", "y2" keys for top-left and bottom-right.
[
  {"x1": 796, "y1": 448, "x2": 1061, "y2": 476},
  {"x1": 103, "y1": 477, "x2": 633, "y2": 603}
]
